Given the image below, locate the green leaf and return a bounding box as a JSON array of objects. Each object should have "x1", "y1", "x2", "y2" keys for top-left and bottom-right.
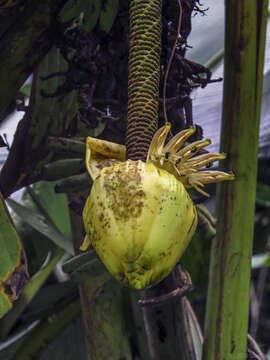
[
  {"x1": 22, "y1": 281, "x2": 78, "y2": 323},
  {"x1": 0, "y1": 194, "x2": 28, "y2": 319},
  {"x1": 0, "y1": 323, "x2": 37, "y2": 360},
  {"x1": 63, "y1": 251, "x2": 108, "y2": 282},
  {"x1": 10, "y1": 182, "x2": 72, "y2": 275},
  {"x1": 10, "y1": 299, "x2": 81, "y2": 360},
  {"x1": 0, "y1": 249, "x2": 64, "y2": 341},
  {"x1": 256, "y1": 183, "x2": 270, "y2": 207},
  {"x1": 38, "y1": 317, "x2": 87, "y2": 360},
  {"x1": 0, "y1": 196, "x2": 22, "y2": 280},
  {"x1": 7, "y1": 197, "x2": 74, "y2": 255},
  {"x1": 0, "y1": 316, "x2": 86, "y2": 360},
  {"x1": 19, "y1": 82, "x2": 31, "y2": 98},
  {"x1": 30, "y1": 47, "x2": 78, "y2": 151},
  {"x1": 0, "y1": 294, "x2": 12, "y2": 322},
  {"x1": 184, "y1": 299, "x2": 203, "y2": 360},
  {"x1": 71, "y1": 258, "x2": 108, "y2": 283},
  {"x1": 252, "y1": 252, "x2": 270, "y2": 268},
  {"x1": 60, "y1": 0, "x2": 101, "y2": 32},
  {"x1": 62, "y1": 251, "x2": 98, "y2": 274},
  {"x1": 46, "y1": 137, "x2": 85, "y2": 156},
  {"x1": 99, "y1": 0, "x2": 118, "y2": 33},
  {"x1": 27, "y1": 183, "x2": 72, "y2": 240},
  {"x1": 0, "y1": 1, "x2": 51, "y2": 120},
  {"x1": 1, "y1": 45, "x2": 80, "y2": 196},
  {"x1": 55, "y1": 172, "x2": 92, "y2": 194}
]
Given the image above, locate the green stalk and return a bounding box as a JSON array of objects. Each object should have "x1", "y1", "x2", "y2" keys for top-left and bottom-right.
[
  {"x1": 79, "y1": 276, "x2": 132, "y2": 360},
  {"x1": 126, "y1": 0, "x2": 162, "y2": 161},
  {"x1": 203, "y1": 1, "x2": 268, "y2": 359}
]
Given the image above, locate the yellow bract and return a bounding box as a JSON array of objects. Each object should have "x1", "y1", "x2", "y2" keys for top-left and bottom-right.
[{"x1": 81, "y1": 123, "x2": 234, "y2": 289}]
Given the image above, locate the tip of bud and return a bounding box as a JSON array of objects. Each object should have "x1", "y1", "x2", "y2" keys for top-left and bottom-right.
[
  {"x1": 189, "y1": 126, "x2": 196, "y2": 134},
  {"x1": 220, "y1": 152, "x2": 227, "y2": 159},
  {"x1": 227, "y1": 172, "x2": 235, "y2": 180}
]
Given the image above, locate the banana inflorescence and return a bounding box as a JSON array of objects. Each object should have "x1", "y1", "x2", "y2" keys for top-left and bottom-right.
[{"x1": 81, "y1": 123, "x2": 234, "y2": 290}]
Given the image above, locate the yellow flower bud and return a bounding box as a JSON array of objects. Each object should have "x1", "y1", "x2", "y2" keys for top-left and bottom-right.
[
  {"x1": 82, "y1": 124, "x2": 234, "y2": 289},
  {"x1": 83, "y1": 160, "x2": 197, "y2": 290}
]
